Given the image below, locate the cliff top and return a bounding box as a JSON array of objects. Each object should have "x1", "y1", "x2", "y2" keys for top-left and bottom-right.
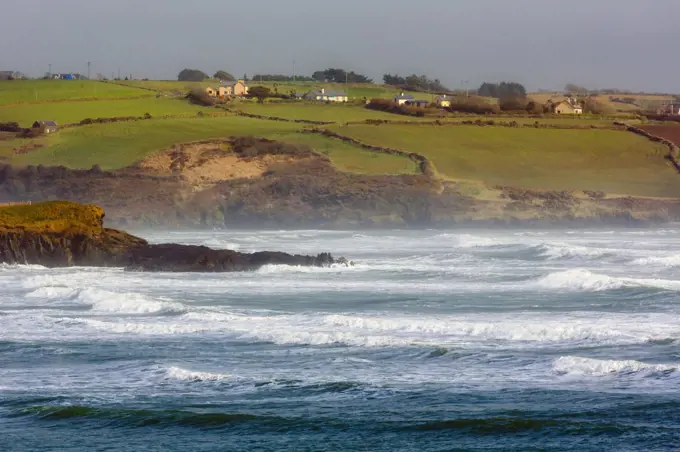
[{"x1": 0, "y1": 201, "x2": 105, "y2": 234}]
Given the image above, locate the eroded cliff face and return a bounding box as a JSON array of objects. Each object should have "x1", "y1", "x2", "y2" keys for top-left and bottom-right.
[
  {"x1": 0, "y1": 201, "x2": 344, "y2": 271},
  {"x1": 1, "y1": 137, "x2": 680, "y2": 228}
]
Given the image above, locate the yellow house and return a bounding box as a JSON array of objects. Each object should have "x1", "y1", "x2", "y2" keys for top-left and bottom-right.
[
  {"x1": 435, "y1": 95, "x2": 452, "y2": 108},
  {"x1": 205, "y1": 87, "x2": 217, "y2": 97},
  {"x1": 552, "y1": 100, "x2": 583, "y2": 115},
  {"x1": 218, "y1": 80, "x2": 249, "y2": 97}
]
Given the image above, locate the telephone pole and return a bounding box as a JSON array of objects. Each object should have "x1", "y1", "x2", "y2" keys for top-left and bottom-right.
[
  {"x1": 87, "y1": 61, "x2": 91, "y2": 80},
  {"x1": 293, "y1": 59, "x2": 296, "y2": 83},
  {"x1": 48, "y1": 63, "x2": 52, "y2": 78}
]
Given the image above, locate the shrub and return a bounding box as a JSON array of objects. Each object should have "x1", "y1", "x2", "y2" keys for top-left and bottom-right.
[
  {"x1": 0, "y1": 122, "x2": 21, "y2": 133},
  {"x1": 446, "y1": 97, "x2": 500, "y2": 115},
  {"x1": 186, "y1": 89, "x2": 216, "y2": 107},
  {"x1": 366, "y1": 99, "x2": 427, "y2": 117},
  {"x1": 499, "y1": 96, "x2": 529, "y2": 112}
]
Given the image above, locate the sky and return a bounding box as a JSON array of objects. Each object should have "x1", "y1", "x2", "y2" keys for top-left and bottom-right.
[{"x1": 1, "y1": 0, "x2": 679, "y2": 92}]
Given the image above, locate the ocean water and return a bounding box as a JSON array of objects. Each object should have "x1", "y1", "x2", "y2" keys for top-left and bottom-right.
[{"x1": 2, "y1": 228, "x2": 680, "y2": 451}]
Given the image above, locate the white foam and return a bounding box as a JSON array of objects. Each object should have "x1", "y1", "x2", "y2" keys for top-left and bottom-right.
[
  {"x1": 534, "y1": 269, "x2": 680, "y2": 292},
  {"x1": 23, "y1": 286, "x2": 185, "y2": 314},
  {"x1": 256, "y1": 263, "x2": 359, "y2": 274},
  {"x1": 631, "y1": 254, "x2": 680, "y2": 268},
  {"x1": 535, "y1": 243, "x2": 609, "y2": 260},
  {"x1": 166, "y1": 366, "x2": 233, "y2": 382},
  {"x1": 553, "y1": 356, "x2": 679, "y2": 377},
  {"x1": 200, "y1": 239, "x2": 241, "y2": 250},
  {"x1": 534, "y1": 269, "x2": 626, "y2": 291}
]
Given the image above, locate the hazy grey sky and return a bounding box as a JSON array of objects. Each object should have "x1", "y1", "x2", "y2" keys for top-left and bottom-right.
[{"x1": 2, "y1": 0, "x2": 679, "y2": 92}]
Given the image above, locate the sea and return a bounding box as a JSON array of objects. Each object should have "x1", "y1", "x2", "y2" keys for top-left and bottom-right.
[{"x1": 1, "y1": 228, "x2": 680, "y2": 451}]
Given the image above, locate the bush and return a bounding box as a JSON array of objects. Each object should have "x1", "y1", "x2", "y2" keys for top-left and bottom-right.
[
  {"x1": 0, "y1": 122, "x2": 21, "y2": 133},
  {"x1": 446, "y1": 97, "x2": 500, "y2": 115},
  {"x1": 186, "y1": 89, "x2": 216, "y2": 107},
  {"x1": 366, "y1": 98, "x2": 427, "y2": 117},
  {"x1": 499, "y1": 97, "x2": 529, "y2": 112}
]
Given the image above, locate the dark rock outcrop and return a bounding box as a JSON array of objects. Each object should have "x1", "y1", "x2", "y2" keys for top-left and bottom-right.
[{"x1": 0, "y1": 201, "x2": 346, "y2": 272}]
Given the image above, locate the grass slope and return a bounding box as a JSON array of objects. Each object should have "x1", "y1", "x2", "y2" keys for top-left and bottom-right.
[
  {"x1": 0, "y1": 80, "x2": 152, "y2": 105},
  {"x1": 328, "y1": 124, "x2": 678, "y2": 198},
  {"x1": 0, "y1": 98, "x2": 206, "y2": 126},
  {"x1": 7, "y1": 116, "x2": 414, "y2": 174},
  {"x1": 0, "y1": 201, "x2": 103, "y2": 233},
  {"x1": 233, "y1": 102, "x2": 412, "y2": 123}
]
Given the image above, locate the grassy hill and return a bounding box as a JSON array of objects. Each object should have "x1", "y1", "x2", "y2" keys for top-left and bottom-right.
[
  {"x1": 3, "y1": 116, "x2": 415, "y2": 175},
  {"x1": 0, "y1": 98, "x2": 206, "y2": 126},
  {"x1": 0, "y1": 80, "x2": 152, "y2": 105},
  {"x1": 2, "y1": 78, "x2": 678, "y2": 200},
  {"x1": 327, "y1": 123, "x2": 678, "y2": 198}
]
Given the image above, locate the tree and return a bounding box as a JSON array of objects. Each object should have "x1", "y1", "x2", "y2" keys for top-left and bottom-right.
[
  {"x1": 499, "y1": 96, "x2": 529, "y2": 112},
  {"x1": 214, "y1": 70, "x2": 235, "y2": 81},
  {"x1": 178, "y1": 69, "x2": 209, "y2": 82},
  {"x1": 185, "y1": 88, "x2": 215, "y2": 106},
  {"x1": 565, "y1": 84, "x2": 589, "y2": 95},
  {"x1": 478, "y1": 82, "x2": 526, "y2": 99},
  {"x1": 311, "y1": 68, "x2": 372, "y2": 83},
  {"x1": 583, "y1": 97, "x2": 614, "y2": 114},
  {"x1": 248, "y1": 86, "x2": 272, "y2": 103}
]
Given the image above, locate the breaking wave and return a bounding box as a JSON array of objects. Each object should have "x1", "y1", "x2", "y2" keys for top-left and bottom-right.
[
  {"x1": 553, "y1": 356, "x2": 680, "y2": 378},
  {"x1": 166, "y1": 366, "x2": 234, "y2": 382},
  {"x1": 25, "y1": 286, "x2": 185, "y2": 314},
  {"x1": 532, "y1": 269, "x2": 680, "y2": 292}
]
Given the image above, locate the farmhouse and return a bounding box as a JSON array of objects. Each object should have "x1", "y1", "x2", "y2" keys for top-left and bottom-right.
[
  {"x1": 33, "y1": 120, "x2": 59, "y2": 134},
  {"x1": 552, "y1": 99, "x2": 583, "y2": 115},
  {"x1": 305, "y1": 89, "x2": 348, "y2": 102},
  {"x1": 393, "y1": 93, "x2": 415, "y2": 105},
  {"x1": 219, "y1": 80, "x2": 249, "y2": 97},
  {"x1": 435, "y1": 95, "x2": 452, "y2": 107},
  {"x1": 205, "y1": 87, "x2": 217, "y2": 97}
]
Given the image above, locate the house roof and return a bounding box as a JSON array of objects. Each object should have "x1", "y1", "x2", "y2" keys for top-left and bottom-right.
[
  {"x1": 36, "y1": 120, "x2": 58, "y2": 127},
  {"x1": 394, "y1": 94, "x2": 415, "y2": 100}
]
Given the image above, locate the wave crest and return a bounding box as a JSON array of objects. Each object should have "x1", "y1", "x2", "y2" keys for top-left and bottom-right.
[{"x1": 553, "y1": 356, "x2": 679, "y2": 377}]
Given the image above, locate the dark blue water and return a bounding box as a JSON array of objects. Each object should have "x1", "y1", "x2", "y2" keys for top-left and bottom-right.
[{"x1": 2, "y1": 229, "x2": 680, "y2": 451}]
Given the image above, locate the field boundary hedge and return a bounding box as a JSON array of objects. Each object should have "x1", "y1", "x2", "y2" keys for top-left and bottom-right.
[
  {"x1": 616, "y1": 122, "x2": 680, "y2": 172},
  {"x1": 300, "y1": 127, "x2": 435, "y2": 178}
]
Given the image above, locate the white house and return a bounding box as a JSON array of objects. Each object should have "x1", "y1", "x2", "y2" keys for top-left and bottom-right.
[
  {"x1": 304, "y1": 88, "x2": 348, "y2": 102},
  {"x1": 393, "y1": 93, "x2": 415, "y2": 105}
]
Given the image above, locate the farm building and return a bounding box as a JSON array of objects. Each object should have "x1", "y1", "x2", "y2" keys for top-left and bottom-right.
[
  {"x1": 304, "y1": 89, "x2": 348, "y2": 102},
  {"x1": 435, "y1": 95, "x2": 452, "y2": 107},
  {"x1": 33, "y1": 120, "x2": 59, "y2": 134},
  {"x1": 0, "y1": 71, "x2": 23, "y2": 80},
  {"x1": 393, "y1": 93, "x2": 415, "y2": 105},
  {"x1": 551, "y1": 100, "x2": 583, "y2": 115},
  {"x1": 205, "y1": 87, "x2": 217, "y2": 97},
  {"x1": 219, "y1": 80, "x2": 249, "y2": 97}
]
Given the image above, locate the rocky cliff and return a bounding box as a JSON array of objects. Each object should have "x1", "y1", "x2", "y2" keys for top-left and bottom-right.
[{"x1": 0, "y1": 201, "x2": 343, "y2": 271}]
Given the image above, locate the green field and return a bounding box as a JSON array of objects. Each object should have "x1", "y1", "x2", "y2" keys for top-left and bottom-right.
[
  {"x1": 0, "y1": 98, "x2": 207, "y2": 126},
  {"x1": 5, "y1": 116, "x2": 414, "y2": 174},
  {"x1": 328, "y1": 124, "x2": 678, "y2": 198},
  {"x1": 0, "y1": 80, "x2": 151, "y2": 105},
  {"x1": 233, "y1": 102, "x2": 415, "y2": 123}
]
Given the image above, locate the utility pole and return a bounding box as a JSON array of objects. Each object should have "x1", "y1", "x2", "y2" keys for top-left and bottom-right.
[
  {"x1": 87, "y1": 61, "x2": 91, "y2": 80},
  {"x1": 293, "y1": 59, "x2": 296, "y2": 83},
  {"x1": 48, "y1": 63, "x2": 52, "y2": 78},
  {"x1": 117, "y1": 67, "x2": 120, "y2": 80}
]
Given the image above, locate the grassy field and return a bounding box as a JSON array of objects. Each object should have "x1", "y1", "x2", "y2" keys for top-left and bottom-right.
[
  {"x1": 232, "y1": 102, "x2": 417, "y2": 123},
  {"x1": 4, "y1": 116, "x2": 414, "y2": 174},
  {"x1": 0, "y1": 80, "x2": 151, "y2": 105},
  {"x1": 0, "y1": 98, "x2": 207, "y2": 126},
  {"x1": 328, "y1": 124, "x2": 678, "y2": 198}
]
